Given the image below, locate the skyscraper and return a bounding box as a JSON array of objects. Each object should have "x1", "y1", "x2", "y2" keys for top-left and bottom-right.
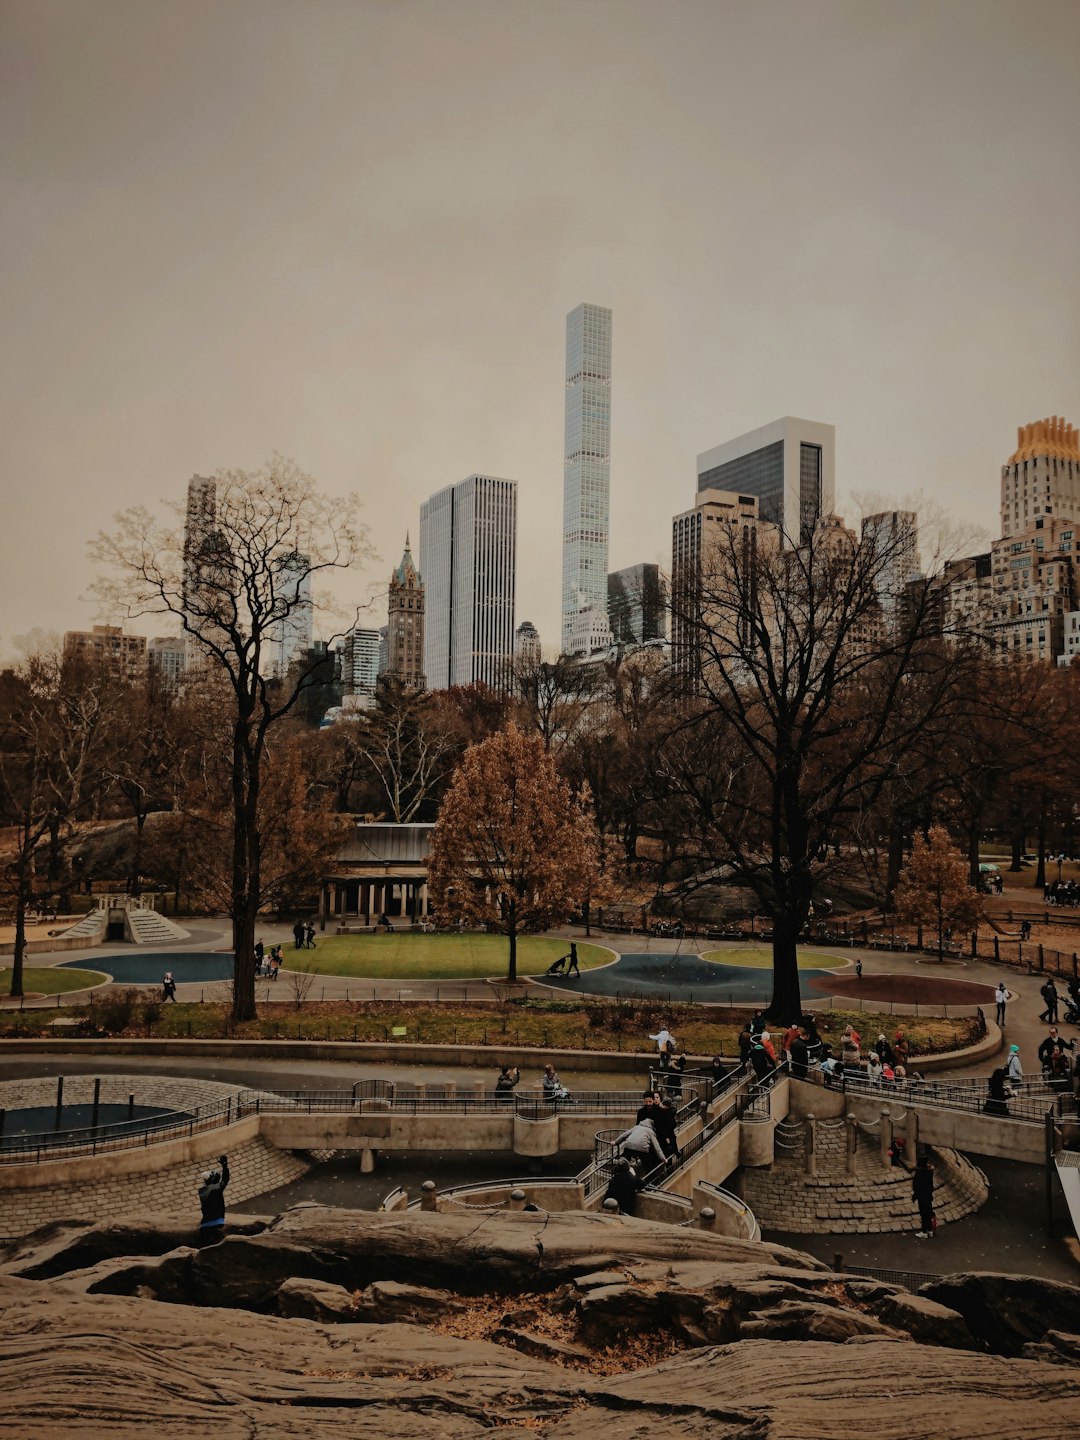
[
  {"x1": 385, "y1": 535, "x2": 425, "y2": 688},
  {"x1": 341, "y1": 626, "x2": 381, "y2": 701},
  {"x1": 860, "y1": 510, "x2": 920, "y2": 628},
  {"x1": 696, "y1": 417, "x2": 835, "y2": 545},
  {"x1": 270, "y1": 551, "x2": 313, "y2": 677},
  {"x1": 1000, "y1": 416, "x2": 1080, "y2": 539},
  {"x1": 514, "y1": 619, "x2": 542, "y2": 666},
  {"x1": 419, "y1": 474, "x2": 517, "y2": 690},
  {"x1": 607, "y1": 563, "x2": 667, "y2": 647},
  {"x1": 671, "y1": 490, "x2": 779, "y2": 691},
  {"x1": 561, "y1": 302, "x2": 612, "y2": 652}
]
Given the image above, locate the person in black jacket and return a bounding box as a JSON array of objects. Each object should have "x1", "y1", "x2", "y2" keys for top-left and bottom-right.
[
  {"x1": 912, "y1": 1155, "x2": 935, "y2": 1239},
  {"x1": 651, "y1": 1097, "x2": 679, "y2": 1159},
  {"x1": 984, "y1": 1067, "x2": 1012, "y2": 1116},
  {"x1": 197, "y1": 1155, "x2": 230, "y2": 1246},
  {"x1": 604, "y1": 1158, "x2": 642, "y2": 1215}
]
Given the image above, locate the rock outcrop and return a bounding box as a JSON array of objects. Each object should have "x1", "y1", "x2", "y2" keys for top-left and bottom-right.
[{"x1": 2, "y1": 1206, "x2": 1080, "y2": 1437}]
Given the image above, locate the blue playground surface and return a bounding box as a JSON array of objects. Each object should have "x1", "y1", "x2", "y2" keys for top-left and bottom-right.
[
  {"x1": 541, "y1": 952, "x2": 839, "y2": 1003},
  {"x1": 59, "y1": 952, "x2": 234, "y2": 984}
]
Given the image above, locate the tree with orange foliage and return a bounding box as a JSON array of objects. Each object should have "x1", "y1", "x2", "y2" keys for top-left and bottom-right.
[
  {"x1": 427, "y1": 724, "x2": 602, "y2": 983},
  {"x1": 895, "y1": 825, "x2": 982, "y2": 962}
]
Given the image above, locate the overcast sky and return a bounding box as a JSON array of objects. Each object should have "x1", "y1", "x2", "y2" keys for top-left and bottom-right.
[{"x1": 2, "y1": 0, "x2": 1078, "y2": 654}]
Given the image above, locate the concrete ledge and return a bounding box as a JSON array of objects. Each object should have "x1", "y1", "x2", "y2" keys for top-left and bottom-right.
[
  {"x1": 0, "y1": 1114, "x2": 261, "y2": 1191},
  {"x1": 0, "y1": 932, "x2": 106, "y2": 958},
  {"x1": 0, "y1": 1025, "x2": 995, "y2": 1075}
]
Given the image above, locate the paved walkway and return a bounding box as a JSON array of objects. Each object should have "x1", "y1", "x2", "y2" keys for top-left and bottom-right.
[{"x1": 3, "y1": 919, "x2": 1072, "y2": 1082}]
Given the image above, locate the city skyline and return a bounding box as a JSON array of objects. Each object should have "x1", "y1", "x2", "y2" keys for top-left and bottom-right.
[{"x1": 2, "y1": 1, "x2": 1079, "y2": 656}]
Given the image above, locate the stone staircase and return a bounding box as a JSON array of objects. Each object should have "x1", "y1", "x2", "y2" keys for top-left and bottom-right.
[
  {"x1": 124, "y1": 907, "x2": 190, "y2": 946},
  {"x1": 55, "y1": 910, "x2": 108, "y2": 943},
  {"x1": 740, "y1": 1115, "x2": 988, "y2": 1234}
]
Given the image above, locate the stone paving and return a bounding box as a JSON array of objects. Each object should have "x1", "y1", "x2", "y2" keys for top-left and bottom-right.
[{"x1": 741, "y1": 1112, "x2": 988, "y2": 1235}]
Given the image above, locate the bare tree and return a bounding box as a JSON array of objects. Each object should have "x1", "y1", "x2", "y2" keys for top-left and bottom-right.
[
  {"x1": 92, "y1": 457, "x2": 369, "y2": 1021},
  {"x1": 669, "y1": 506, "x2": 964, "y2": 1021},
  {"x1": 0, "y1": 648, "x2": 117, "y2": 996}
]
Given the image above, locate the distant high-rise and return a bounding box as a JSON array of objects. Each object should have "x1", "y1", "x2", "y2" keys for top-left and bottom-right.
[
  {"x1": 514, "y1": 619, "x2": 542, "y2": 666},
  {"x1": 696, "y1": 417, "x2": 835, "y2": 545},
  {"x1": 1001, "y1": 416, "x2": 1080, "y2": 539},
  {"x1": 419, "y1": 474, "x2": 517, "y2": 690},
  {"x1": 271, "y1": 551, "x2": 313, "y2": 677},
  {"x1": 607, "y1": 563, "x2": 667, "y2": 647},
  {"x1": 385, "y1": 535, "x2": 425, "y2": 688},
  {"x1": 181, "y1": 474, "x2": 223, "y2": 666},
  {"x1": 63, "y1": 625, "x2": 147, "y2": 683},
  {"x1": 147, "y1": 635, "x2": 187, "y2": 692},
  {"x1": 561, "y1": 303, "x2": 612, "y2": 652},
  {"x1": 860, "y1": 511, "x2": 920, "y2": 626},
  {"x1": 671, "y1": 490, "x2": 778, "y2": 691},
  {"x1": 342, "y1": 626, "x2": 381, "y2": 701}
]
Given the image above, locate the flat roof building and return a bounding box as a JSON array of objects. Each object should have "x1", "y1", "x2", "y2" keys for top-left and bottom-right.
[
  {"x1": 420, "y1": 474, "x2": 517, "y2": 691},
  {"x1": 697, "y1": 416, "x2": 835, "y2": 545}
]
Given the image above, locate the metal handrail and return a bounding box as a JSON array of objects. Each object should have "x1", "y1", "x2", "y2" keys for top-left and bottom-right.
[
  {"x1": 837, "y1": 1070, "x2": 1054, "y2": 1124},
  {"x1": 0, "y1": 1095, "x2": 239, "y2": 1165}
]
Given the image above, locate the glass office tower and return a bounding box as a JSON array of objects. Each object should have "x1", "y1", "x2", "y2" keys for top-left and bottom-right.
[{"x1": 562, "y1": 303, "x2": 612, "y2": 652}]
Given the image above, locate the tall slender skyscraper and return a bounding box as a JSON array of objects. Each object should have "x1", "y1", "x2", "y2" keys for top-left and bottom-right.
[
  {"x1": 561, "y1": 303, "x2": 611, "y2": 652},
  {"x1": 419, "y1": 474, "x2": 517, "y2": 690}
]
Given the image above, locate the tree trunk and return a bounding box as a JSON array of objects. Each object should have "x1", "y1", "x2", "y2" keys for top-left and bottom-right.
[
  {"x1": 1009, "y1": 824, "x2": 1024, "y2": 873},
  {"x1": 507, "y1": 926, "x2": 517, "y2": 985},
  {"x1": 966, "y1": 822, "x2": 981, "y2": 889},
  {"x1": 10, "y1": 884, "x2": 28, "y2": 1000},
  {"x1": 1035, "y1": 795, "x2": 1047, "y2": 890},
  {"x1": 767, "y1": 911, "x2": 803, "y2": 1023},
  {"x1": 230, "y1": 720, "x2": 261, "y2": 1025},
  {"x1": 885, "y1": 825, "x2": 905, "y2": 911}
]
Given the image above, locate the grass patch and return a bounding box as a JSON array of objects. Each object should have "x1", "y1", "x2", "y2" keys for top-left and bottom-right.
[
  {"x1": 292, "y1": 934, "x2": 611, "y2": 979},
  {"x1": 700, "y1": 947, "x2": 849, "y2": 971},
  {"x1": 0, "y1": 966, "x2": 106, "y2": 997},
  {"x1": 0, "y1": 996, "x2": 979, "y2": 1058}
]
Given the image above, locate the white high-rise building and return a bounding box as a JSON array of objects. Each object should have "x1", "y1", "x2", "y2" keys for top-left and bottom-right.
[
  {"x1": 270, "y1": 551, "x2": 313, "y2": 677},
  {"x1": 419, "y1": 474, "x2": 517, "y2": 690},
  {"x1": 861, "y1": 510, "x2": 920, "y2": 626},
  {"x1": 696, "y1": 417, "x2": 835, "y2": 546},
  {"x1": 561, "y1": 303, "x2": 612, "y2": 652},
  {"x1": 342, "y1": 626, "x2": 381, "y2": 701}
]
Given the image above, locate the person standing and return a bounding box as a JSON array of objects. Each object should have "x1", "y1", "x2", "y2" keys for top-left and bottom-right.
[
  {"x1": 912, "y1": 1155, "x2": 935, "y2": 1239},
  {"x1": 984, "y1": 1067, "x2": 1012, "y2": 1116},
  {"x1": 855, "y1": 957, "x2": 863, "y2": 980},
  {"x1": 1040, "y1": 978, "x2": 1059, "y2": 1024},
  {"x1": 1006, "y1": 1043, "x2": 1023, "y2": 1084},
  {"x1": 254, "y1": 939, "x2": 265, "y2": 972},
  {"x1": 196, "y1": 1155, "x2": 230, "y2": 1246},
  {"x1": 495, "y1": 1065, "x2": 520, "y2": 1097},
  {"x1": 292, "y1": 920, "x2": 304, "y2": 950},
  {"x1": 995, "y1": 982, "x2": 1008, "y2": 1027},
  {"x1": 162, "y1": 971, "x2": 177, "y2": 1003},
  {"x1": 305, "y1": 922, "x2": 317, "y2": 949}
]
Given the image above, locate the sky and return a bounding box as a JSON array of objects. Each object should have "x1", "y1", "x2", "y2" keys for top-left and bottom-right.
[{"x1": 2, "y1": 0, "x2": 1079, "y2": 655}]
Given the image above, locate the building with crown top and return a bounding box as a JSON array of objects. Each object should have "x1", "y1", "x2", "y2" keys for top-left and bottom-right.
[
  {"x1": 385, "y1": 535, "x2": 425, "y2": 689},
  {"x1": 1001, "y1": 416, "x2": 1080, "y2": 539}
]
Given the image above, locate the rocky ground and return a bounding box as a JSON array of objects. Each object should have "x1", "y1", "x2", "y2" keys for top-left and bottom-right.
[{"x1": 2, "y1": 1206, "x2": 1080, "y2": 1437}]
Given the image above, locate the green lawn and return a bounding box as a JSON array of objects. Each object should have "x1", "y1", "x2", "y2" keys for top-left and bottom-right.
[
  {"x1": 700, "y1": 947, "x2": 849, "y2": 971},
  {"x1": 0, "y1": 966, "x2": 106, "y2": 997},
  {"x1": 290, "y1": 933, "x2": 612, "y2": 979}
]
